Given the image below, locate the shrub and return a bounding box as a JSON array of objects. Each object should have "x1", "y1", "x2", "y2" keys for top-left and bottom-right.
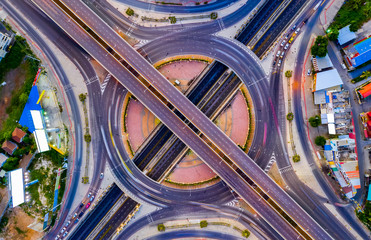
[
  {"x1": 286, "y1": 112, "x2": 294, "y2": 121},
  {"x1": 157, "y1": 223, "x2": 165, "y2": 232},
  {"x1": 84, "y1": 134, "x2": 91, "y2": 143},
  {"x1": 308, "y1": 115, "x2": 321, "y2": 127},
  {"x1": 285, "y1": 70, "x2": 292, "y2": 78},
  {"x1": 293, "y1": 154, "x2": 300, "y2": 162},
  {"x1": 210, "y1": 12, "x2": 218, "y2": 20},
  {"x1": 200, "y1": 220, "x2": 208, "y2": 228},
  {"x1": 311, "y1": 36, "x2": 328, "y2": 57},
  {"x1": 315, "y1": 136, "x2": 326, "y2": 147},
  {"x1": 79, "y1": 93, "x2": 87, "y2": 102},
  {"x1": 242, "y1": 229, "x2": 250, "y2": 238},
  {"x1": 126, "y1": 8, "x2": 134, "y2": 16},
  {"x1": 169, "y1": 16, "x2": 177, "y2": 24}
]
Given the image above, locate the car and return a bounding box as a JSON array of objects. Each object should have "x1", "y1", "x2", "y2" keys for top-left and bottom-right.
[
  {"x1": 280, "y1": 39, "x2": 286, "y2": 47},
  {"x1": 79, "y1": 211, "x2": 85, "y2": 217},
  {"x1": 79, "y1": 202, "x2": 84, "y2": 208},
  {"x1": 276, "y1": 50, "x2": 281, "y2": 58},
  {"x1": 288, "y1": 37, "x2": 294, "y2": 43},
  {"x1": 295, "y1": 27, "x2": 301, "y2": 34},
  {"x1": 62, "y1": 231, "x2": 68, "y2": 238},
  {"x1": 74, "y1": 218, "x2": 79, "y2": 224},
  {"x1": 285, "y1": 34, "x2": 289, "y2": 39},
  {"x1": 60, "y1": 227, "x2": 66, "y2": 234},
  {"x1": 278, "y1": 59, "x2": 282, "y2": 67},
  {"x1": 55, "y1": 235, "x2": 60, "y2": 240},
  {"x1": 72, "y1": 212, "x2": 77, "y2": 219},
  {"x1": 100, "y1": 173, "x2": 104, "y2": 179},
  {"x1": 284, "y1": 43, "x2": 290, "y2": 50},
  {"x1": 307, "y1": 69, "x2": 311, "y2": 75},
  {"x1": 273, "y1": 60, "x2": 276, "y2": 66},
  {"x1": 90, "y1": 196, "x2": 95, "y2": 202},
  {"x1": 280, "y1": 51, "x2": 285, "y2": 58},
  {"x1": 341, "y1": 63, "x2": 347, "y2": 70},
  {"x1": 65, "y1": 221, "x2": 71, "y2": 227},
  {"x1": 292, "y1": 24, "x2": 296, "y2": 30},
  {"x1": 87, "y1": 192, "x2": 92, "y2": 198},
  {"x1": 86, "y1": 202, "x2": 91, "y2": 209}
]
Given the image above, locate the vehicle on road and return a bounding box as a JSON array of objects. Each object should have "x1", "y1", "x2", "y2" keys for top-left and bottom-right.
[
  {"x1": 87, "y1": 192, "x2": 92, "y2": 198},
  {"x1": 55, "y1": 235, "x2": 60, "y2": 240},
  {"x1": 79, "y1": 202, "x2": 84, "y2": 208},
  {"x1": 72, "y1": 212, "x2": 77, "y2": 219},
  {"x1": 295, "y1": 27, "x2": 300, "y2": 34},
  {"x1": 74, "y1": 218, "x2": 79, "y2": 224},
  {"x1": 284, "y1": 43, "x2": 289, "y2": 50},
  {"x1": 280, "y1": 40, "x2": 286, "y2": 47},
  {"x1": 60, "y1": 227, "x2": 66, "y2": 234},
  {"x1": 90, "y1": 196, "x2": 95, "y2": 202},
  {"x1": 280, "y1": 51, "x2": 285, "y2": 58},
  {"x1": 273, "y1": 60, "x2": 276, "y2": 66},
  {"x1": 307, "y1": 69, "x2": 311, "y2": 75},
  {"x1": 288, "y1": 37, "x2": 294, "y2": 44},
  {"x1": 86, "y1": 202, "x2": 91, "y2": 209},
  {"x1": 292, "y1": 24, "x2": 296, "y2": 30},
  {"x1": 341, "y1": 63, "x2": 347, "y2": 70},
  {"x1": 278, "y1": 59, "x2": 282, "y2": 67},
  {"x1": 100, "y1": 173, "x2": 104, "y2": 179},
  {"x1": 79, "y1": 211, "x2": 85, "y2": 217},
  {"x1": 65, "y1": 221, "x2": 71, "y2": 227},
  {"x1": 62, "y1": 231, "x2": 68, "y2": 238},
  {"x1": 276, "y1": 50, "x2": 281, "y2": 58}
]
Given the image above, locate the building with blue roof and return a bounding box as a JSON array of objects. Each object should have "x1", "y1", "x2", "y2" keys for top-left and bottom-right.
[
  {"x1": 344, "y1": 36, "x2": 371, "y2": 68},
  {"x1": 19, "y1": 85, "x2": 42, "y2": 132}
]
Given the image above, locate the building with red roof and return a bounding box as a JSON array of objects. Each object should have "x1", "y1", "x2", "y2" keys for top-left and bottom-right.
[
  {"x1": 12, "y1": 128, "x2": 26, "y2": 143},
  {"x1": 1, "y1": 140, "x2": 18, "y2": 155}
]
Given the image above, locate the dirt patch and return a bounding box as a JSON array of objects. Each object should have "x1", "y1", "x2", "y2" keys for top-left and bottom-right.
[
  {"x1": 0, "y1": 64, "x2": 27, "y2": 129},
  {"x1": 90, "y1": 59, "x2": 108, "y2": 84},
  {"x1": 0, "y1": 208, "x2": 43, "y2": 240}
]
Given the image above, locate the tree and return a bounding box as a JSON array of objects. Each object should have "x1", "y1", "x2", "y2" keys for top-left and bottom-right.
[
  {"x1": 79, "y1": 93, "x2": 87, "y2": 102},
  {"x1": 293, "y1": 154, "x2": 301, "y2": 162},
  {"x1": 84, "y1": 134, "x2": 91, "y2": 143},
  {"x1": 2, "y1": 157, "x2": 19, "y2": 171},
  {"x1": 285, "y1": 70, "x2": 292, "y2": 78},
  {"x1": 157, "y1": 223, "x2": 165, "y2": 232},
  {"x1": 328, "y1": 28, "x2": 339, "y2": 41},
  {"x1": 19, "y1": 92, "x2": 28, "y2": 105},
  {"x1": 242, "y1": 229, "x2": 251, "y2": 238},
  {"x1": 286, "y1": 112, "x2": 294, "y2": 121},
  {"x1": 126, "y1": 8, "x2": 134, "y2": 16},
  {"x1": 210, "y1": 12, "x2": 218, "y2": 20},
  {"x1": 315, "y1": 136, "x2": 326, "y2": 147},
  {"x1": 200, "y1": 220, "x2": 208, "y2": 228},
  {"x1": 169, "y1": 16, "x2": 177, "y2": 24},
  {"x1": 308, "y1": 115, "x2": 321, "y2": 127},
  {"x1": 361, "y1": 71, "x2": 371, "y2": 79},
  {"x1": 311, "y1": 36, "x2": 328, "y2": 57}
]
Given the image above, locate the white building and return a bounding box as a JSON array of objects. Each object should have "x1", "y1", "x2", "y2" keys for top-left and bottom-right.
[{"x1": 0, "y1": 23, "x2": 12, "y2": 61}]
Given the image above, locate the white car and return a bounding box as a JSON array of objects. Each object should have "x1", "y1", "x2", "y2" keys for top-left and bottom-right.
[
  {"x1": 280, "y1": 51, "x2": 285, "y2": 58},
  {"x1": 307, "y1": 69, "x2": 311, "y2": 75},
  {"x1": 276, "y1": 50, "x2": 281, "y2": 58},
  {"x1": 60, "y1": 227, "x2": 66, "y2": 234},
  {"x1": 341, "y1": 63, "x2": 347, "y2": 70},
  {"x1": 278, "y1": 59, "x2": 282, "y2": 67},
  {"x1": 280, "y1": 39, "x2": 286, "y2": 47},
  {"x1": 284, "y1": 43, "x2": 290, "y2": 50},
  {"x1": 295, "y1": 27, "x2": 301, "y2": 34}
]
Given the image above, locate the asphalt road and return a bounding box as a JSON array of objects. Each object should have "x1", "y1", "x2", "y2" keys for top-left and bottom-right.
[
  {"x1": 115, "y1": 0, "x2": 239, "y2": 13},
  {"x1": 146, "y1": 230, "x2": 245, "y2": 240}
]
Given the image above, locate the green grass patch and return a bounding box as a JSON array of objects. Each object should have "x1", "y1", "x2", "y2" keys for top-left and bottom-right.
[
  {"x1": 357, "y1": 201, "x2": 371, "y2": 230},
  {"x1": 328, "y1": 0, "x2": 371, "y2": 38},
  {"x1": 0, "y1": 36, "x2": 39, "y2": 143}
]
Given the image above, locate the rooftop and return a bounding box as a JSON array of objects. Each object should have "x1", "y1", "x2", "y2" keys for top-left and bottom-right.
[
  {"x1": 12, "y1": 128, "x2": 26, "y2": 143},
  {"x1": 1, "y1": 140, "x2": 17, "y2": 155},
  {"x1": 338, "y1": 25, "x2": 357, "y2": 46},
  {"x1": 315, "y1": 69, "x2": 343, "y2": 92}
]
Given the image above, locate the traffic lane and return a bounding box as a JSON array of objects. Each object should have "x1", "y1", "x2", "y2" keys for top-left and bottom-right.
[
  {"x1": 114, "y1": 0, "x2": 239, "y2": 14},
  {"x1": 118, "y1": 205, "x2": 284, "y2": 240},
  {"x1": 94, "y1": 198, "x2": 137, "y2": 240},
  {"x1": 90, "y1": 0, "x2": 261, "y2": 40},
  {"x1": 147, "y1": 230, "x2": 244, "y2": 240},
  {"x1": 69, "y1": 185, "x2": 124, "y2": 239}
]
